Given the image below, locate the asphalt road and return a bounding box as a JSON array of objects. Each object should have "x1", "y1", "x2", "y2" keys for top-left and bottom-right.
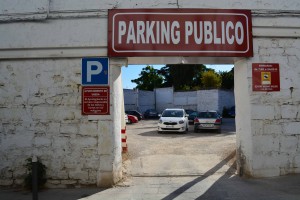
[{"x1": 125, "y1": 118, "x2": 237, "y2": 177}]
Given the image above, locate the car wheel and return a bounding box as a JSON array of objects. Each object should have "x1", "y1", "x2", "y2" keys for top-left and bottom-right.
[
  {"x1": 129, "y1": 119, "x2": 132, "y2": 124},
  {"x1": 183, "y1": 125, "x2": 188, "y2": 134}
]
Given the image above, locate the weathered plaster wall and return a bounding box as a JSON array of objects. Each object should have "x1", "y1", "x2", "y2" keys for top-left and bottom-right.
[
  {"x1": 250, "y1": 38, "x2": 300, "y2": 176},
  {"x1": 0, "y1": 59, "x2": 100, "y2": 187},
  {"x1": 235, "y1": 37, "x2": 300, "y2": 177}
]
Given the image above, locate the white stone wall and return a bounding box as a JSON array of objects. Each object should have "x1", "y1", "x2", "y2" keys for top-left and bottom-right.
[
  {"x1": 250, "y1": 38, "x2": 300, "y2": 176},
  {"x1": 0, "y1": 59, "x2": 100, "y2": 187},
  {"x1": 235, "y1": 37, "x2": 300, "y2": 177}
]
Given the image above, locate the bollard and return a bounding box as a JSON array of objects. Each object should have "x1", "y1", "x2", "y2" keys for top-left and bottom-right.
[{"x1": 32, "y1": 156, "x2": 38, "y2": 200}]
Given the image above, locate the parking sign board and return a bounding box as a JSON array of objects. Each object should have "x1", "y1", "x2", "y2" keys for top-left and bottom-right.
[
  {"x1": 82, "y1": 86, "x2": 110, "y2": 115},
  {"x1": 82, "y1": 58, "x2": 109, "y2": 85}
]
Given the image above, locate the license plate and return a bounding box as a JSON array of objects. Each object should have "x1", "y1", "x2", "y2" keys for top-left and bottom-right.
[
  {"x1": 166, "y1": 125, "x2": 174, "y2": 128},
  {"x1": 202, "y1": 124, "x2": 213, "y2": 127}
]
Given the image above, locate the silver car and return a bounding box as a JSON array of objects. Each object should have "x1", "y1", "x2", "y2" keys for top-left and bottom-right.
[
  {"x1": 158, "y1": 108, "x2": 189, "y2": 133},
  {"x1": 194, "y1": 111, "x2": 222, "y2": 133}
]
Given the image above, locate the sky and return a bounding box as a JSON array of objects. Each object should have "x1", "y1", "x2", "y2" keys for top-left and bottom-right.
[{"x1": 122, "y1": 64, "x2": 234, "y2": 89}]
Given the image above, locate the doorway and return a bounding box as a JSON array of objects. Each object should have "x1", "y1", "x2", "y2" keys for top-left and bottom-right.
[{"x1": 122, "y1": 61, "x2": 237, "y2": 178}]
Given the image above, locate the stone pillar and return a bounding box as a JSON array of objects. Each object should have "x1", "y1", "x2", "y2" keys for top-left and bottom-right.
[
  {"x1": 96, "y1": 58, "x2": 127, "y2": 187},
  {"x1": 234, "y1": 58, "x2": 253, "y2": 176}
]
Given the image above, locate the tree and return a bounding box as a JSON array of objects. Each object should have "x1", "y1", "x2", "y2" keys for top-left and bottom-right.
[
  {"x1": 201, "y1": 70, "x2": 222, "y2": 89},
  {"x1": 131, "y1": 66, "x2": 163, "y2": 90},
  {"x1": 159, "y1": 64, "x2": 209, "y2": 90},
  {"x1": 220, "y1": 67, "x2": 234, "y2": 89}
]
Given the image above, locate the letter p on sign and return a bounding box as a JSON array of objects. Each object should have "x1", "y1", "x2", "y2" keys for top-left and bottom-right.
[{"x1": 82, "y1": 58, "x2": 109, "y2": 85}]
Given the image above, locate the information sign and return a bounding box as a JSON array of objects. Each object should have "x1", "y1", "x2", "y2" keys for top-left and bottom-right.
[
  {"x1": 252, "y1": 63, "x2": 280, "y2": 92},
  {"x1": 82, "y1": 86, "x2": 110, "y2": 115}
]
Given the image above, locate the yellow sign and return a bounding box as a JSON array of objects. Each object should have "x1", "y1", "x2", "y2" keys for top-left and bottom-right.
[{"x1": 261, "y1": 72, "x2": 271, "y2": 85}]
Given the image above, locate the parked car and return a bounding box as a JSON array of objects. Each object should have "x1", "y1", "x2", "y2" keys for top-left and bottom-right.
[
  {"x1": 125, "y1": 114, "x2": 129, "y2": 124},
  {"x1": 158, "y1": 108, "x2": 189, "y2": 133},
  {"x1": 194, "y1": 111, "x2": 222, "y2": 133},
  {"x1": 185, "y1": 109, "x2": 196, "y2": 115},
  {"x1": 228, "y1": 106, "x2": 235, "y2": 118},
  {"x1": 188, "y1": 111, "x2": 198, "y2": 124},
  {"x1": 125, "y1": 110, "x2": 143, "y2": 120},
  {"x1": 127, "y1": 114, "x2": 138, "y2": 124},
  {"x1": 144, "y1": 109, "x2": 159, "y2": 119}
]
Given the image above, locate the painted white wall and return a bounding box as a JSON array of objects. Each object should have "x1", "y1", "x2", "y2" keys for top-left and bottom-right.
[
  {"x1": 155, "y1": 88, "x2": 174, "y2": 113},
  {"x1": 138, "y1": 90, "x2": 155, "y2": 113},
  {"x1": 124, "y1": 89, "x2": 234, "y2": 114}
]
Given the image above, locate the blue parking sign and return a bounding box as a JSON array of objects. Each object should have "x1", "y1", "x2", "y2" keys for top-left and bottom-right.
[{"x1": 82, "y1": 57, "x2": 109, "y2": 85}]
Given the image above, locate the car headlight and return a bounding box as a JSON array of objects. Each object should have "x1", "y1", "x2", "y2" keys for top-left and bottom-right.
[
  {"x1": 159, "y1": 119, "x2": 162, "y2": 124},
  {"x1": 179, "y1": 120, "x2": 184, "y2": 124}
]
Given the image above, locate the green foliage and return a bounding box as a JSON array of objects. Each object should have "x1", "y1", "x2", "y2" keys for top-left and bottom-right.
[
  {"x1": 24, "y1": 157, "x2": 47, "y2": 190},
  {"x1": 131, "y1": 65, "x2": 163, "y2": 91},
  {"x1": 159, "y1": 64, "x2": 209, "y2": 91},
  {"x1": 220, "y1": 67, "x2": 234, "y2": 89},
  {"x1": 201, "y1": 70, "x2": 222, "y2": 89},
  {"x1": 131, "y1": 64, "x2": 234, "y2": 91}
]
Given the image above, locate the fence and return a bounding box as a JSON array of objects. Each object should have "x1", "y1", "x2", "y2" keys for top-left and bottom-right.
[{"x1": 124, "y1": 87, "x2": 235, "y2": 114}]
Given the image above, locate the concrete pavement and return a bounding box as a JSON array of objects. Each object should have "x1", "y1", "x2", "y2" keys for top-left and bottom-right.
[
  {"x1": 1, "y1": 158, "x2": 300, "y2": 200},
  {"x1": 2, "y1": 172, "x2": 300, "y2": 200}
]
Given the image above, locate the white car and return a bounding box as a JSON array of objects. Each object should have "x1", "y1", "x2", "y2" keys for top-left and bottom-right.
[{"x1": 158, "y1": 108, "x2": 189, "y2": 133}]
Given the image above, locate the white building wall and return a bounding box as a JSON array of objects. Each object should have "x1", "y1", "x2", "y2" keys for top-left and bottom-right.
[
  {"x1": 249, "y1": 38, "x2": 300, "y2": 176},
  {"x1": 0, "y1": 59, "x2": 100, "y2": 186}
]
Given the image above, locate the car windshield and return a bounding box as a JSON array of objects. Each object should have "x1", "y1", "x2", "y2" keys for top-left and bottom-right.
[
  {"x1": 198, "y1": 112, "x2": 218, "y2": 118},
  {"x1": 190, "y1": 112, "x2": 198, "y2": 117},
  {"x1": 162, "y1": 110, "x2": 184, "y2": 117}
]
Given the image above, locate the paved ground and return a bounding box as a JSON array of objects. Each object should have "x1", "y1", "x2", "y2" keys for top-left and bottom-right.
[
  {"x1": 2, "y1": 171, "x2": 300, "y2": 200},
  {"x1": 126, "y1": 118, "x2": 236, "y2": 177},
  {"x1": 1, "y1": 118, "x2": 300, "y2": 199}
]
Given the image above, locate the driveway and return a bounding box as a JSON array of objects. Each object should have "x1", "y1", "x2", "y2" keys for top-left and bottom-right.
[{"x1": 125, "y1": 118, "x2": 236, "y2": 177}]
